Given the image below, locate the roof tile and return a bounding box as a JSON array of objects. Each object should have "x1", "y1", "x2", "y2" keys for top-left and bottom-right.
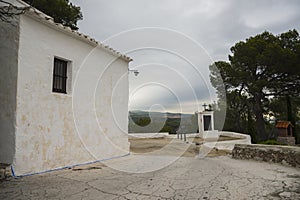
[{"x1": 275, "y1": 121, "x2": 293, "y2": 129}]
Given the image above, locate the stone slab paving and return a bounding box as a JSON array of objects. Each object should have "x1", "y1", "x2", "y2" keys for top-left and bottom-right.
[{"x1": 1, "y1": 155, "x2": 300, "y2": 199}]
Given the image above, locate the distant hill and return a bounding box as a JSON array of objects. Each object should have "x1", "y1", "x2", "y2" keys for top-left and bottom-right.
[{"x1": 128, "y1": 110, "x2": 198, "y2": 134}]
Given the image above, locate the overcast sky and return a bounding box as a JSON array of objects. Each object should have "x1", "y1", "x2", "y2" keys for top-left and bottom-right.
[{"x1": 71, "y1": 0, "x2": 300, "y2": 114}]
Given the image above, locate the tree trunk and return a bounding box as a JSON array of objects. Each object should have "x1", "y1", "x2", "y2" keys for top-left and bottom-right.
[
  {"x1": 286, "y1": 95, "x2": 299, "y2": 144},
  {"x1": 286, "y1": 95, "x2": 293, "y2": 122},
  {"x1": 247, "y1": 106, "x2": 256, "y2": 142},
  {"x1": 253, "y1": 94, "x2": 267, "y2": 142}
]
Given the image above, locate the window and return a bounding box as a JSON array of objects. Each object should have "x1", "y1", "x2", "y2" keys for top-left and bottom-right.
[{"x1": 52, "y1": 58, "x2": 68, "y2": 94}]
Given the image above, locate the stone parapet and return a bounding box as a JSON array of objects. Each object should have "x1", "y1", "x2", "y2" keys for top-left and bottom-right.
[{"x1": 232, "y1": 144, "x2": 300, "y2": 168}]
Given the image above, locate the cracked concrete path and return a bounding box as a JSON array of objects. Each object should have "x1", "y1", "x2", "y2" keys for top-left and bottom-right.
[{"x1": 1, "y1": 155, "x2": 300, "y2": 199}]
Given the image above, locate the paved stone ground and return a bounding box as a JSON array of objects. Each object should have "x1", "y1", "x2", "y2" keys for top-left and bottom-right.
[{"x1": 1, "y1": 155, "x2": 300, "y2": 200}]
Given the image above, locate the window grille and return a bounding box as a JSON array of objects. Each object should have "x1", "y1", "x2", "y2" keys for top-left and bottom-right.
[{"x1": 52, "y1": 58, "x2": 67, "y2": 94}]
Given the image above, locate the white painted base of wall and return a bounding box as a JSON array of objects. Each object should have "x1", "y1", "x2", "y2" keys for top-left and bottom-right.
[
  {"x1": 204, "y1": 131, "x2": 252, "y2": 151},
  {"x1": 200, "y1": 130, "x2": 220, "y2": 139}
]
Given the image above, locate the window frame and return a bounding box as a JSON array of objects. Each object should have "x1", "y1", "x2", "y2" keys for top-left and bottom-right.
[{"x1": 52, "y1": 57, "x2": 68, "y2": 94}]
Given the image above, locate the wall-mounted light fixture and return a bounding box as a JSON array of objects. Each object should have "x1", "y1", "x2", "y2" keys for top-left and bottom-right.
[{"x1": 129, "y1": 69, "x2": 139, "y2": 76}]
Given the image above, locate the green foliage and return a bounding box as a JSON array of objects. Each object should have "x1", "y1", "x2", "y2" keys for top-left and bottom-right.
[
  {"x1": 131, "y1": 117, "x2": 151, "y2": 127},
  {"x1": 128, "y1": 111, "x2": 197, "y2": 134},
  {"x1": 268, "y1": 96, "x2": 300, "y2": 120},
  {"x1": 24, "y1": 0, "x2": 82, "y2": 30},
  {"x1": 258, "y1": 140, "x2": 285, "y2": 146},
  {"x1": 210, "y1": 29, "x2": 300, "y2": 143},
  {"x1": 209, "y1": 61, "x2": 229, "y2": 100},
  {"x1": 160, "y1": 118, "x2": 180, "y2": 134}
]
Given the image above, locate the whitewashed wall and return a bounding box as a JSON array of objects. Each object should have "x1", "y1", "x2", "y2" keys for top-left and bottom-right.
[
  {"x1": 0, "y1": 15, "x2": 19, "y2": 165},
  {"x1": 12, "y1": 14, "x2": 130, "y2": 176}
]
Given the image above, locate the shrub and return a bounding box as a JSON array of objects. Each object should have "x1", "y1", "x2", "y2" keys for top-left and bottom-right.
[{"x1": 258, "y1": 140, "x2": 286, "y2": 145}]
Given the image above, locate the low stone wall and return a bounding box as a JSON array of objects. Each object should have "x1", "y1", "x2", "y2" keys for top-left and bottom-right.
[
  {"x1": 277, "y1": 137, "x2": 296, "y2": 146},
  {"x1": 232, "y1": 144, "x2": 300, "y2": 168}
]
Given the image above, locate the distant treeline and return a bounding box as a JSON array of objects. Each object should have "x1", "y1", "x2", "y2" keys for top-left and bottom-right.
[{"x1": 128, "y1": 111, "x2": 198, "y2": 134}]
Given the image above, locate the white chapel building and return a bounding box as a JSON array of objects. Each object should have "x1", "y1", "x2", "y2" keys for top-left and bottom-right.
[{"x1": 0, "y1": 0, "x2": 131, "y2": 176}]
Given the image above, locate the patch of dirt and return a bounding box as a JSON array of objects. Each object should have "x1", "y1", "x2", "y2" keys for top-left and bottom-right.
[
  {"x1": 129, "y1": 137, "x2": 233, "y2": 157},
  {"x1": 206, "y1": 148, "x2": 232, "y2": 157},
  {"x1": 71, "y1": 163, "x2": 106, "y2": 171},
  {"x1": 129, "y1": 138, "x2": 173, "y2": 153},
  {"x1": 192, "y1": 136, "x2": 239, "y2": 144}
]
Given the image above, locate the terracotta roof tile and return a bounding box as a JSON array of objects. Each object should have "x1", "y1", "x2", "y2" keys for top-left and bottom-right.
[{"x1": 275, "y1": 121, "x2": 293, "y2": 129}]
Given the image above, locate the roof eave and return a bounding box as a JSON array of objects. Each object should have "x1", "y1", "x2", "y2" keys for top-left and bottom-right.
[{"x1": 22, "y1": 7, "x2": 132, "y2": 62}]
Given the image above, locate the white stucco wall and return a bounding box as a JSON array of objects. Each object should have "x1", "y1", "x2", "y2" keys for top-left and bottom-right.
[
  {"x1": 12, "y1": 14, "x2": 130, "y2": 176},
  {"x1": 0, "y1": 15, "x2": 19, "y2": 165}
]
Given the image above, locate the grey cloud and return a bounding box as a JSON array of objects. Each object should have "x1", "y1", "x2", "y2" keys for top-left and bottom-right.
[{"x1": 71, "y1": 0, "x2": 300, "y2": 113}]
